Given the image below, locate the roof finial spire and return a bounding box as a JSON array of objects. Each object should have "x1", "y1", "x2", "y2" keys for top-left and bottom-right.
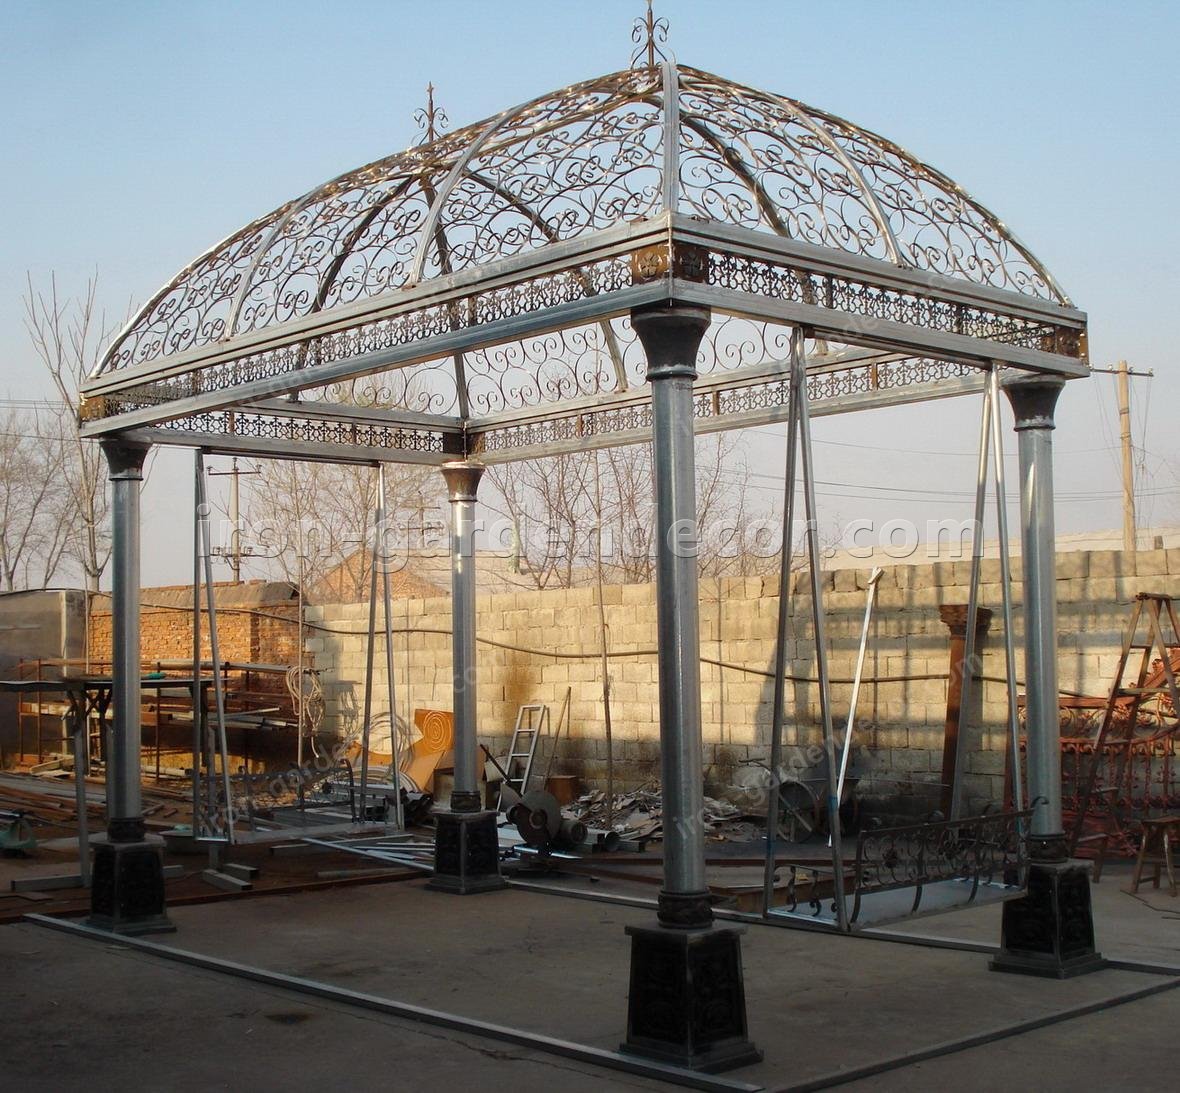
[
  {"x1": 414, "y1": 82, "x2": 448, "y2": 145},
  {"x1": 630, "y1": 1, "x2": 669, "y2": 68}
]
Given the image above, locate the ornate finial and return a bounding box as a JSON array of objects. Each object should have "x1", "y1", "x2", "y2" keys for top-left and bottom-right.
[
  {"x1": 630, "y1": 0, "x2": 669, "y2": 68},
  {"x1": 414, "y1": 82, "x2": 449, "y2": 144}
]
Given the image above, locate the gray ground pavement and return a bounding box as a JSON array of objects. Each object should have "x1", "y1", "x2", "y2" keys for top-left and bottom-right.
[{"x1": 1, "y1": 861, "x2": 1176, "y2": 1092}]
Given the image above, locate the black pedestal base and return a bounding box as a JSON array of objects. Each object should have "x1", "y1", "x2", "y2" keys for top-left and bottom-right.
[
  {"x1": 86, "y1": 837, "x2": 174, "y2": 936},
  {"x1": 622, "y1": 924, "x2": 761, "y2": 1072},
  {"x1": 991, "y1": 860, "x2": 1104, "y2": 979},
  {"x1": 427, "y1": 809, "x2": 505, "y2": 895}
]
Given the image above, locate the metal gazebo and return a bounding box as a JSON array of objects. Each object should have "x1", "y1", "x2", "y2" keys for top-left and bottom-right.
[{"x1": 77, "y1": 23, "x2": 1098, "y2": 1070}]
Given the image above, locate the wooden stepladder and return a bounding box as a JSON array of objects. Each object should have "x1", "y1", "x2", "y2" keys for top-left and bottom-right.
[{"x1": 1070, "y1": 593, "x2": 1180, "y2": 860}]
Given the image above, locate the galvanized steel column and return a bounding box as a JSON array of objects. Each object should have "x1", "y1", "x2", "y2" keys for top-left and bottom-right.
[
  {"x1": 1006, "y1": 378, "x2": 1066, "y2": 856},
  {"x1": 102, "y1": 440, "x2": 150, "y2": 841},
  {"x1": 633, "y1": 304, "x2": 712, "y2": 928},
  {"x1": 441, "y1": 461, "x2": 484, "y2": 813}
]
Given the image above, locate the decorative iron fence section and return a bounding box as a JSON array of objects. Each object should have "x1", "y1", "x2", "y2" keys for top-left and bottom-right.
[{"x1": 849, "y1": 808, "x2": 1033, "y2": 924}]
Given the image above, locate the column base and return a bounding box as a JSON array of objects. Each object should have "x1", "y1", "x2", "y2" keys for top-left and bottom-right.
[
  {"x1": 991, "y1": 860, "x2": 1104, "y2": 979},
  {"x1": 622, "y1": 923, "x2": 761, "y2": 1072},
  {"x1": 86, "y1": 837, "x2": 175, "y2": 936},
  {"x1": 427, "y1": 810, "x2": 505, "y2": 895}
]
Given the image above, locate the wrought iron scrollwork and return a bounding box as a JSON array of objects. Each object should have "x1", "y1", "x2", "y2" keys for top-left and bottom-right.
[
  {"x1": 850, "y1": 808, "x2": 1033, "y2": 923},
  {"x1": 100, "y1": 63, "x2": 1072, "y2": 381}
]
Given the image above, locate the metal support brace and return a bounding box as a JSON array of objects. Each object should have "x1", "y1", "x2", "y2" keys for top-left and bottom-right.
[{"x1": 196, "y1": 451, "x2": 234, "y2": 843}]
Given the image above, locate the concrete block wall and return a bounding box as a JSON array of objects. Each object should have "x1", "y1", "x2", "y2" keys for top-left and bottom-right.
[{"x1": 305, "y1": 549, "x2": 1180, "y2": 817}]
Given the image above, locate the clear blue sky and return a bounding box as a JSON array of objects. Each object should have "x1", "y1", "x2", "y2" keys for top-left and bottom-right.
[{"x1": 2, "y1": 0, "x2": 1177, "y2": 585}]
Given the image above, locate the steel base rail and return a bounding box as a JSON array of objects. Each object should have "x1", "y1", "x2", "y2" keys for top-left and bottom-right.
[
  {"x1": 507, "y1": 877, "x2": 1180, "y2": 979},
  {"x1": 25, "y1": 914, "x2": 763, "y2": 1093},
  {"x1": 766, "y1": 975, "x2": 1180, "y2": 1093}
]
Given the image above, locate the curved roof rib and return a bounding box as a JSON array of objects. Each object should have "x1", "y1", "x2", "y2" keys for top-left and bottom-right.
[{"x1": 99, "y1": 64, "x2": 1069, "y2": 377}]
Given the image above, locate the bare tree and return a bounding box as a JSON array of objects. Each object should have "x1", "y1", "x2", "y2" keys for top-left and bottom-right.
[
  {"x1": 24, "y1": 275, "x2": 118, "y2": 593},
  {"x1": 0, "y1": 407, "x2": 71, "y2": 590},
  {"x1": 486, "y1": 432, "x2": 777, "y2": 589},
  {"x1": 242, "y1": 458, "x2": 439, "y2": 602}
]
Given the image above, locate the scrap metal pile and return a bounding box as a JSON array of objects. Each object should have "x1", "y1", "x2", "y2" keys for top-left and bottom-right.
[{"x1": 565, "y1": 781, "x2": 759, "y2": 844}]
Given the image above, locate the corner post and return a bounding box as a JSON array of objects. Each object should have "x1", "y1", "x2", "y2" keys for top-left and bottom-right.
[
  {"x1": 427, "y1": 460, "x2": 504, "y2": 894},
  {"x1": 622, "y1": 304, "x2": 760, "y2": 1071},
  {"x1": 88, "y1": 440, "x2": 173, "y2": 934},
  {"x1": 992, "y1": 379, "x2": 1101, "y2": 977}
]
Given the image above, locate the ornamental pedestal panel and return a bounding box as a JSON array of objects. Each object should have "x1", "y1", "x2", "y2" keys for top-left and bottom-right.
[
  {"x1": 427, "y1": 810, "x2": 505, "y2": 895},
  {"x1": 622, "y1": 924, "x2": 761, "y2": 1072},
  {"x1": 87, "y1": 836, "x2": 174, "y2": 936},
  {"x1": 991, "y1": 861, "x2": 1104, "y2": 978}
]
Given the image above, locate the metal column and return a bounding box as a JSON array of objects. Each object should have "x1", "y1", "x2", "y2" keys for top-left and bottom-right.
[
  {"x1": 102, "y1": 440, "x2": 149, "y2": 841},
  {"x1": 993, "y1": 376, "x2": 1101, "y2": 978},
  {"x1": 632, "y1": 304, "x2": 712, "y2": 928},
  {"x1": 1006, "y1": 379, "x2": 1066, "y2": 854},
  {"x1": 429, "y1": 461, "x2": 503, "y2": 895},
  {"x1": 441, "y1": 461, "x2": 484, "y2": 813},
  {"x1": 623, "y1": 305, "x2": 759, "y2": 1071},
  {"x1": 89, "y1": 441, "x2": 172, "y2": 935}
]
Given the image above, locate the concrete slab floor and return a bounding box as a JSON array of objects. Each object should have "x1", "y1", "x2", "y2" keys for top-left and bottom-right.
[
  {"x1": 0, "y1": 920, "x2": 665, "y2": 1093},
  {"x1": 880, "y1": 861, "x2": 1180, "y2": 967},
  {"x1": 8, "y1": 876, "x2": 1176, "y2": 1091}
]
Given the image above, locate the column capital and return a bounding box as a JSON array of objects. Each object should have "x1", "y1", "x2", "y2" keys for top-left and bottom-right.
[
  {"x1": 632, "y1": 304, "x2": 710, "y2": 382},
  {"x1": 939, "y1": 603, "x2": 993, "y2": 640},
  {"x1": 101, "y1": 439, "x2": 150, "y2": 481},
  {"x1": 440, "y1": 460, "x2": 485, "y2": 502},
  {"x1": 1005, "y1": 377, "x2": 1065, "y2": 432}
]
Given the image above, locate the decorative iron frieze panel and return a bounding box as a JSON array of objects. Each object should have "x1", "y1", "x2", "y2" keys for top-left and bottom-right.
[
  {"x1": 152, "y1": 409, "x2": 445, "y2": 454},
  {"x1": 706, "y1": 251, "x2": 1074, "y2": 354}
]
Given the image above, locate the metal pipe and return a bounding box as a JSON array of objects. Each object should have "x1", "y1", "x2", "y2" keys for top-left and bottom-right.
[
  {"x1": 988, "y1": 366, "x2": 1024, "y2": 816},
  {"x1": 1005, "y1": 379, "x2": 1066, "y2": 853},
  {"x1": 949, "y1": 383, "x2": 993, "y2": 820},
  {"x1": 191, "y1": 452, "x2": 203, "y2": 836},
  {"x1": 835, "y1": 567, "x2": 883, "y2": 818},
  {"x1": 440, "y1": 461, "x2": 485, "y2": 812},
  {"x1": 196, "y1": 451, "x2": 234, "y2": 843},
  {"x1": 633, "y1": 305, "x2": 712, "y2": 928},
  {"x1": 358, "y1": 467, "x2": 381, "y2": 822},
  {"x1": 378, "y1": 468, "x2": 405, "y2": 830},
  {"x1": 762, "y1": 332, "x2": 802, "y2": 915},
  {"x1": 793, "y1": 330, "x2": 849, "y2": 932},
  {"x1": 101, "y1": 440, "x2": 149, "y2": 841},
  {"x1": 70, "y1": 698, "x2": 91, "y2": 886}
]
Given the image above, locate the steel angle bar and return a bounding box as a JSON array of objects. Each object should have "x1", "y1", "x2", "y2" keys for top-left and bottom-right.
[
  {"x1": 761, "y1": 330, "x2": 802, "y2": 917},
  {"x1": 988, "y1": 366, "x2": 1024, "y2": 819},
  {"x1": 950, "y1": 386, "x2": 993, "y2": 820},
  {"x1": 196, "y1": 451, "x2": 234, "y2": 843},
  {"x1": 793, "y1": 328, "x2": 849, "y2": 932},
  {"x1": 834, "y1": 567, "x2": 884, "y2": 838},
  {"x1": 357, "y1": 466, "x2": 381, "y2": 825},
  {"x1": 378, "y1": 469, "x2": 405, "y2": 831},
  {"x1": 26, "y1": 915, "x2": 763, "y2": 1092}
]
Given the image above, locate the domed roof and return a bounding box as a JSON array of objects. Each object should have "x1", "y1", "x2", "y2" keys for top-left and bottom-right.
[{"x1": 102, "y1": 63, "x2": 1067, "y2": 374}]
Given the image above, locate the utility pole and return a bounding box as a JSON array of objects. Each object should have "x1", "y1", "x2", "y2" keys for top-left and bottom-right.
[
  {"x1": 208, "y1": 458, "x2": 259, "y2": 582},
  {"x1": 1091, "y1": 362, "x2": 1153, "y2": 554},
  {"x1": 1116, "y1": 360, "x2": 1135, "y2": 553}
]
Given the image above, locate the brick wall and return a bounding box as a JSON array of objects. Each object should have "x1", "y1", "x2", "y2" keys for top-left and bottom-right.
[
  {"x1": 305, "y1": 548, "x2": 1180, "y2": 816},
  {"x1": 89, "y1": 584, "x2": 299, "y2": 667}
]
